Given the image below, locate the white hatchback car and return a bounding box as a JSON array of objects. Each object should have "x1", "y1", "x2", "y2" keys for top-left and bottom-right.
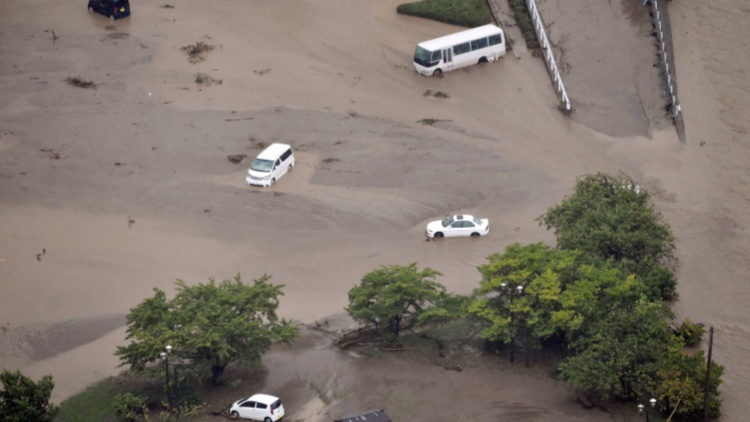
[
  {"x1": 425, "y1": 214, "x2": 489, "y2": 238},
  {"x1": 229, "y1": 394, "x2": 285, "y2": 421}
]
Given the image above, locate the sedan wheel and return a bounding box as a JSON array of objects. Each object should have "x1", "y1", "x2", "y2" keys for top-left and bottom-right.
[
  {"x1": 471, "y1": 232, "x2": 480, "y2": 237},
  {"x1": 434, "y1": 232, "x2": 444, "y2": 238}
]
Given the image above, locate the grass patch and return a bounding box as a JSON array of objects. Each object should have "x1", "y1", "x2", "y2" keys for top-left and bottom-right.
[
  {"x1": 56, "y1": 377, "x2": 121, "y2": 422},
  {"x1": 65, "y1": 76, "x2": 97, "y2": 89},
  {"x1": 396, "y1": 0, "x2": 492, "y2": 28},
  {"x1": 423, "y1": 89, "x2": 450, "y2": 98},
  {"x1": 181, "y1": 38, "x2": 214, "y2": 64},
  {"x1": 417, "y1": 118, "x2": 451, "y2": 126},
  {"x1": 194, "y1": 72, "x2": 222, "y2": 86},
  {"x1": 507, "y1": 0, "x2": 539, "y2": 50}
]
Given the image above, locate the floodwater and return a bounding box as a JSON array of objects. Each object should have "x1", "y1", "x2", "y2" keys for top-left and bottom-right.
[{"x1": 1, "y1": 0, "x2": 748, "y2": 420}]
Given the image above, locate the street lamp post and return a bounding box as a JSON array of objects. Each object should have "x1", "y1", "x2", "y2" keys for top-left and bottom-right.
[
  {"x1": 501, "y1": 283, "x2": 524, "y2": 364},
  {"x1": 638, "y1": 397, "x2": 657, "y2": 421},
  {"x1": 160, "y1": 345, "x2": 172, "y2": 409}
]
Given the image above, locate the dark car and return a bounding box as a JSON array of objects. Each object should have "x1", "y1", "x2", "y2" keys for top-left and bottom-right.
[{"x1": 87, "y1": 0, "x2": 130, "y2": 20}]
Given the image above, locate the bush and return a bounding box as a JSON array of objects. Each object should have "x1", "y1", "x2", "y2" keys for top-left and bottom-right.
[
  {"x1": 396, "y1": 0, "x2": 492, "y2": 28},
  {"x1": 0, "y1": 370, "x2": 58, "y2": 422},
  {"x1": 674, "y1": 318, "x2": 705, "y2": 347},
  {"x1": 507, "y1": 0, "x2": 540, "y2": 50},
  {"x1": 113, "y1": 392, "x2": 147, "y2": 421}
]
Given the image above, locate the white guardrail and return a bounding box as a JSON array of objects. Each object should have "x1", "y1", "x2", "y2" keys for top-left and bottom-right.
[
  {"x1": 525, "y1": 0, "x2": 571, "y2": 111},
  {"x1": 648, "y1": 0, "x2": 682, "y2": 120}
]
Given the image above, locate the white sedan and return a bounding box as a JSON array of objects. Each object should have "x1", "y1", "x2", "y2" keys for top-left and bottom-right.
[{"x1": 425, "y1": 214, "x2": 489, "y2": 238}]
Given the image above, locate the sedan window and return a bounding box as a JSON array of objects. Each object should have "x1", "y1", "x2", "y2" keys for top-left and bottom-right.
[{"x1": 441, "y1": 217, "x2": 455, "y2": 227}]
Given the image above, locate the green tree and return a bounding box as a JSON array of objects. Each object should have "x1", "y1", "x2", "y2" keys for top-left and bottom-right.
[
  {"x1": 538, "y1": 172, "x2": 678, "y2": 300},
  {"x1": 0, "y1": 369, "x2": 58, "y2": 422},
  {"x1": 655, "y1": 347, "x2": 724, "y2": 420},
  {"x1": 116, "y1": 274, "x2": 298, "y2": 384},
  {"x1": 469, "y1": 243, "x2": 581, "y2": 352},
  {"x1": 557, "y1": 298, "x2": 673, "y2": 401},
  {"x1": 346, "y1": 263, "x2": 444, "y2": 338}
]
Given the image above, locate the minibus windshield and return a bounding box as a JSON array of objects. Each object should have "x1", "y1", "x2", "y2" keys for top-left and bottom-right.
[{"x1": 250, "y1": 159, "x2": 274, "y2": 172}]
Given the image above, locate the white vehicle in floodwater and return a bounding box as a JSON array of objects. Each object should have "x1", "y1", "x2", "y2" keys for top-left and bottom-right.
[
  {"x1": 425, "y1": 214, "x2": 490, "y2": 238},
  {"x1": 413, "y1": 24, "x2": 506, "y2": 76}
]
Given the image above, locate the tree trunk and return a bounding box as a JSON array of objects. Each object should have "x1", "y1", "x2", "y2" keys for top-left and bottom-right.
[
  {"x1": 389, "y1": 316, "x2": 401, "y2": 337},
  {"x1": 211, "y1": 363, "x2": 225, "y2": 385}
]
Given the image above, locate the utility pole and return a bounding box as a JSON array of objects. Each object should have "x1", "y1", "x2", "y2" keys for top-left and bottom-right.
[{"x1": 703, "y1": 326, "x2": 714, "y2": 420}]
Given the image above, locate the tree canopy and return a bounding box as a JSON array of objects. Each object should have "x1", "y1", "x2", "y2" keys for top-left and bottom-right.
[
  {"x1": 459, "y1": 173, "x2": 723, "y2": 419},
  {"x1": 538, "y1": 172, "x2": 678, "y2": 300},
  {"x1": 116, "y1": 274, "x2": 298, "y2": 384},
  {"x1": 557, "y1": 298, "x2": 674, "y2": 400},
  {"x1": 0, "y1": 369, "x2": 58, "y2": 422},
  {"x1": 346, "y1": 263, "x2": 445, "y2": 339},
  {"x1": 470, "y1": 243, "x2": 579, "y2": 349}
]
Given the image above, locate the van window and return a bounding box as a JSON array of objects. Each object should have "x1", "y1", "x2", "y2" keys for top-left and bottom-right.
[
  {"x1": 471, "y1": 38, "x2": 488, "y2": 50},
  {"x1": 453, "y1": 42, "x2": 471, "y2": 55},
  {"x1": 430, "y1": 50, "x2": 442, "y2": 64},
  {"x1": 250, "y1": 159, "x2": 274, "y2": 172},
  {"x1": 280, "y1": 149, "x2": 292, "y2": 161}
]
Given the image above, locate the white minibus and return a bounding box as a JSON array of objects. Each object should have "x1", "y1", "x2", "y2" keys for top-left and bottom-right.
[{"x1": 413, "y1": 24, "x2": 506, "y2": 76}]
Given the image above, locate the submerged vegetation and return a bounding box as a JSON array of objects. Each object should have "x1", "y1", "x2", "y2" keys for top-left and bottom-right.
[
  {"x1": 396, "y1": 0, "x2": 492, "y2": 28},
  {"x1": 396, "y1": 0, "x2": 539, "y2": 50}
]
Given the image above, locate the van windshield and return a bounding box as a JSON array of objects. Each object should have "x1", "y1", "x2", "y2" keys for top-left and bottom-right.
[
  {"x1": 413, "y1": 46, "x2": 433, "y2": 67},
  {"x1": 250, "y1": 159, "x2": 274, "y2": 173}
]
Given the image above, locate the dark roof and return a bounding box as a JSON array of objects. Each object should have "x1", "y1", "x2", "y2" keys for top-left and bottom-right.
[{"x1": 333, "y1": 409, "x2": 391, "y2": 422}]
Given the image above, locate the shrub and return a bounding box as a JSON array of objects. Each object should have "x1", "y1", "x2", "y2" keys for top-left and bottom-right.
[
  {"x1": 396, "y1": 0, "x2": 492, "y2": 28},
  {"x1": 674, "y1": 318, "x2": 705, "y2": 347},
  {"x1": 113, "y1": 392, "x2": 147, "y2": 421},
  {"x1": 507, "y1": 0, "x2": 539, "y2": 50}
]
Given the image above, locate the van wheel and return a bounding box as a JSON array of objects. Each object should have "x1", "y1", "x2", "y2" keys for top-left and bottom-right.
[
  {"x1": 88, "y1": 6, "x2": 93, "y2": 12},
  {"x1": 230, "y1": 411, "x2": 239, "y2": 419},
  {"x1": 264, "y1": 418, "x2": 272, "y2": 422},
  {"x1": 270, "y1": 178, "x2": 276, "y2": 185},
  {"x1": 110, "y1": 14, "x2": 115, "y2": 20},
  {"x1": 433, "y1": 69, "x2": 442, "y2": 77},
  {"x1": 288, "y1": 163, "x2": 293, "y2": 171}
]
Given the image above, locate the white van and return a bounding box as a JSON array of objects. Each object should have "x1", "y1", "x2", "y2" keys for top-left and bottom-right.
[
  {"x1": 245, "y1": 143, "x2": 295, "y2": 187},
  {"x1": 413, "y1": 24, "x2": 506, "y2": 76}
]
